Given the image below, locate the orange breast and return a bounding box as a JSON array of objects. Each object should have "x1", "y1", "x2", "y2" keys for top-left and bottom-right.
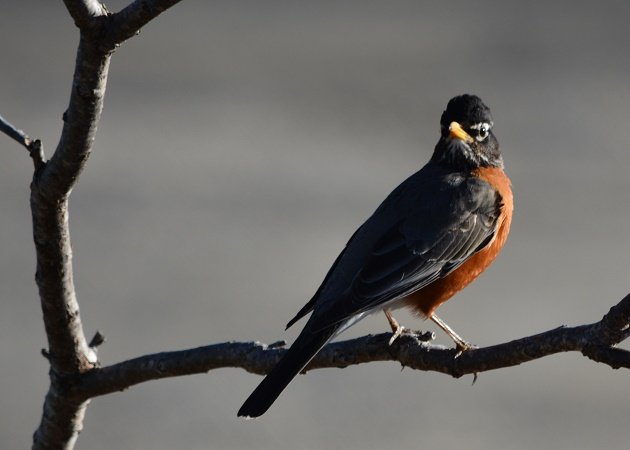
[{"x1": 405, "y1": 167, "x2": 513, "y2": 317}]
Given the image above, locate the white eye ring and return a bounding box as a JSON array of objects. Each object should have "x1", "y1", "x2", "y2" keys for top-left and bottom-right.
[
  {"x1": 475, "y1": 127, "x2": 489, "y2": 142},
  {"x1": 470, "y1": 122, "x2": 491, "y2": 142}
]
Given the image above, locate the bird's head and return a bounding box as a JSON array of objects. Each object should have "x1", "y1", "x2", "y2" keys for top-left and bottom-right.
[{"x1": 432, "y1": 94, "x2": 503, "y2": 170}]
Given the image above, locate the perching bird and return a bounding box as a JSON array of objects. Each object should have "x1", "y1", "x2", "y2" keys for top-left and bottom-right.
[{"x1": 238, "y1": 94, "x2": 513, "y2": 418}]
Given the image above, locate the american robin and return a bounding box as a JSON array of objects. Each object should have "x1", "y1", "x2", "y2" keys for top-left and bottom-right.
[{"x1": 238, "y1": 94, "x2": 513, "y2": 418}]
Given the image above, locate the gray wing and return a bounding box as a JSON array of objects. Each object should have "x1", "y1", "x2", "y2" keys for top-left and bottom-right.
[{"x1": 310, "y1": 174, "x2": 502, "y2": 331}]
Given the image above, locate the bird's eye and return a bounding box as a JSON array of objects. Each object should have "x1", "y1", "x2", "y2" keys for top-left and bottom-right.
[
  {"x1": 476, "y1": 128, "x2": 488, "y2": 142},
  {"x1": 470, "y1": 122, "x2": 490, "y2": 142}
]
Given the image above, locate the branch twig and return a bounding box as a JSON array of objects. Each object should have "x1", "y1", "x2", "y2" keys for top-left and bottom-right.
[
  {"x1": 103, "y1": 0, "x2": 184, "y2": 49},
  {"x1": 0, "y1": 113, "x2": 33, "y2": 148},
  {"x1": 0, "y1": 114, "x2": 45, "y2": 169}
]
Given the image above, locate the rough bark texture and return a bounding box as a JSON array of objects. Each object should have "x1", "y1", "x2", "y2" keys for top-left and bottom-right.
[
  {"x1": 30, "y1": 28, "x2": 110, "y2": 450},
  {"x1": 0, "y1": 1, "x2": 626, "y2": 449},
  {"x1": 26, "y1": 1, "x2": 183, "y2": 449},
  {"x1": 63, "y1": 293, "x2": 629, "y2": 401}
]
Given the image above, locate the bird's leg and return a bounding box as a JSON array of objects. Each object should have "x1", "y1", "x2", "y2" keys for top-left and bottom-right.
[
  {"x1": 384, "y1": 309, "x2": 406, "y2": 345},
  {"x1": 430, "y1": 314, "x2": 475, "y2": 355}
]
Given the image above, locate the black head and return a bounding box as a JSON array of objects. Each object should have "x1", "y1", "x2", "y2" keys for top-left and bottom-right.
[{"x1": 432, "y1": 94, "x2": 503, "y2": 170}]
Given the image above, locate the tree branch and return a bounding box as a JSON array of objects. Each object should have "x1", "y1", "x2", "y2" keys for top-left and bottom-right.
[
  {"x1": 65, "y1": 294, "x2": 630, "y2": 402},
  {"x1": 0, "y1": 113, "x2": 45, "y2": 168},
  {"x1": 30, "y1": 32, "x2": 110, "y2": 384},
  {"x1": 103, "y1": 0, "x2": 184, "y2": 48},
  {"x1": 38, "y1": 37, "x2": 111, "y2": 202},
  {"x1": 32, "y1": 388, "x2": 90, "y2": 450},
  {"x1": 26, "y1": 1, "x2": 184, "y2": 449},
  {"x1": 62, "y1": 0, "x2": 107, "y2": 28},
  {"x1": 32, "y1": 0, "x2": 190, "y2": 376},
  {"x1": 0, "y1": 113, "x2": 34, "y2": 149}
]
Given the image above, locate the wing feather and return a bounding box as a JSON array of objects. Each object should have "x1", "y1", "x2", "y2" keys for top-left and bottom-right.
[{"x1": 310, "y1": 174, "x2": 502, "y2": 331}]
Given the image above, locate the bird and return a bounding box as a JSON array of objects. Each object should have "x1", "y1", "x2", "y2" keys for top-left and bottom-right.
[{"x1": 238, "y1": 94, "x2": 513, "y2": 418}]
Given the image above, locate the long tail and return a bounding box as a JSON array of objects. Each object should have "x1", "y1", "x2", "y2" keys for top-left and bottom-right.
[{"x1": 238, "y1": 324, "x2": 338, "y2": 418}]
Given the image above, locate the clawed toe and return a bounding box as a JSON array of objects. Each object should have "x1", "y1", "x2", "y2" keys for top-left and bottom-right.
[
  {"x1": 454, "y1": 341, "x2": 477, "y2": 358},
  {"x1": 388, "y1": 325, "x2": 406, "y2": 345}
]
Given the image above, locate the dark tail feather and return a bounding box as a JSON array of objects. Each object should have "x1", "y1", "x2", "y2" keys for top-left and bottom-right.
[
  {"x1": 238, "y1": 325, "x2": 337, "y2": 418},
  {"x1": 285, "y1": 295, "x2": 316, "y2": 329}
]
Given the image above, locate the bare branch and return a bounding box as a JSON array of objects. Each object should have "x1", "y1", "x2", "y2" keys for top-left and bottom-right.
[
  {"x1": 38, "y1": 38, "x2": 111, "y2": 201},
  {"x1": 63, "y1": 294, "x2": 630, "y2": 402},
  {"x1": 31, "y1": 0, "x2": 190, "y2": 380},
  {"x1": 592, "y1": 292, "x2": 630, "y2": 345},
  {"x1": 0, "y1": 113, "x2": 34, "y2": 149},
  {"x1": 62, "y1": 0, "x2": 107, "y2": 28},
  {"x1": 30, "y1": 35, "x2": 108, "y2": 377},
  {"x1": 32, "y1": 389, "x2": 90, "y2": 450},
  {"x1": 103, "y1": 0, "x2": 184, "y2": 48},
  {"x1": 30, "y1": 2, "x2": 185, "y2": 448},
  {"x1": 583, "y1": 345, "x2": 630, "y2": 369},
  {"x1": 0, "y1": 114, "x2": 46, "y2": 169},
  {"x1": 29, "y1": 34, "x2": 109, "y2": 450}
]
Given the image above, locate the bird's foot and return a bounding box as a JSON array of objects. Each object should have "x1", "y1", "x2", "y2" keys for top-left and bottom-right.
[
  {"x1": 389, "y1": 324, "x2": 406, "y2": 345},
  {"x1": 384, "y1": 309, "x2": 407, "y2": 345},
  {"x1": 453, "y1": 340, "x2": 477, "y2": 358},
  {"x1": 430, "y1": 313, "x2": 477, "y2": 356}
]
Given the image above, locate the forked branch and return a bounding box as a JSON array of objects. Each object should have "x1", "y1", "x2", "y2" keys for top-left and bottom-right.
[{"x1": 4, "y1": 1, "x2": 185, "y2": 449}]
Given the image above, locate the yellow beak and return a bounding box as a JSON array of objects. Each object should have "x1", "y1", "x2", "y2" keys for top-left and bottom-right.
[{"x1": 449, "y1": 121, "x2": 474, "y2": 144}]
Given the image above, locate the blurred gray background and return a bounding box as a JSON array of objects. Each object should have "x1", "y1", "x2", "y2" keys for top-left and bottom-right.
[{"x1": 2, "y1": 1, "x2": 630, "y2": 449}]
